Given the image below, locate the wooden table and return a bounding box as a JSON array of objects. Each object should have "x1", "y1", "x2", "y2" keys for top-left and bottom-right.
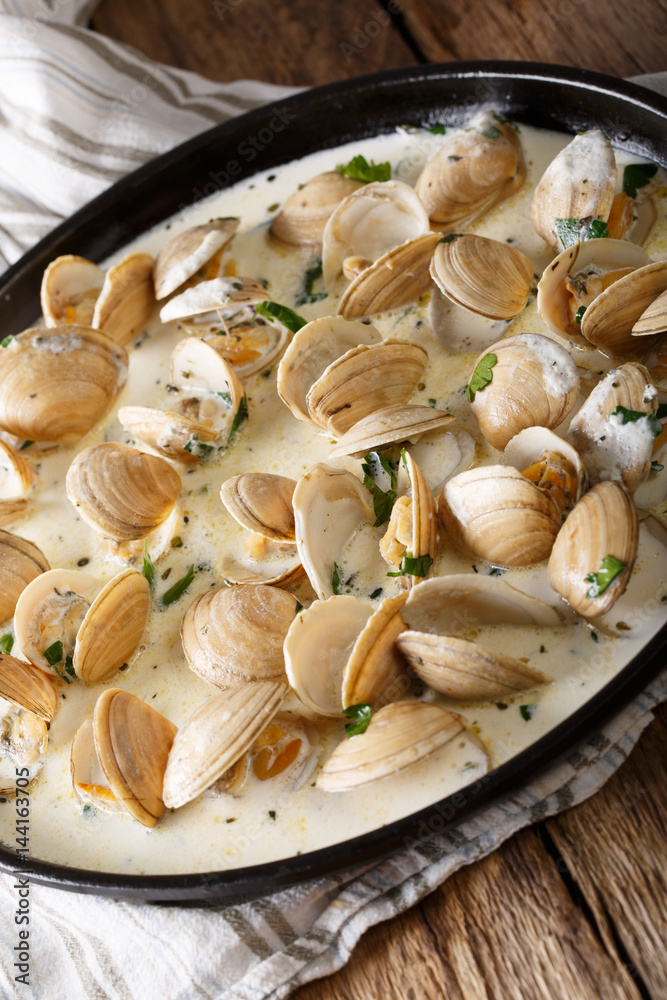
[{"x1": 91, "y1": 2, "x2": 667, "y2": 996}]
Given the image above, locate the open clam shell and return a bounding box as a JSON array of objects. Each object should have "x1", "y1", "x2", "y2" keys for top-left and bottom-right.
[
  {"x1": 153, "y1": 219, "x2": 239, "y2": 300},
  {"x1": 270, "y1": 171, "x2": 363, "y2": 246},
  {"x1": 118, "y1": 406, "x2": 219, "y2": 466},
  {"x1": 380, "y1": 451, "x2": 438, "y2": 585},
  {"x1": 0, "y1": 327, "x2": 128, "y2": 446},
  {"x1": 440, "y1": 465, "x2": 562, "y2": 567},
  {"x1": 73, "y1": 570, "x2": 150, "y2": 683},
  {"x1": 316, "y1": 701, "x2": 469, "y2": 792},
  {"x1": 468, "y1": 334, "x2": 580, "y2": 452},
  {"x1": 0, "y1": 499, "x2": 29, "y2": 528},
  {"x1": 41, "y1": 255, "x2": 103, "y2": 327},
  {"x1": 70, "y1": 719, "x2": 126, "y2": 815},
  {"x1": 221, "y1": 473, "x2": 297, "y2": 542},
  {"x1": 181, "y1": 584, "x2": 296, "y2": 689},
  {"x1": 580, "y1": 260, "x2": 667, "y2": 355},
  {"x1": 531, "y1": 129, "x2": 617, "y2": 251},
  {"x1": 92, "y1": 688, "x2": 177, "y2": 827},
  {"x1": 547, "y1": 480, "x2": 638, "y2": 617},
  {"x1": 337, "y1": 232, "x2": 440, "y2": 319},
  {"x1": 415, "y1": 111, "x2": 525, "y2": 229},
  {"x1": 0, "y1": 441, "x2": 33, "y2": 506},
  {"x1": 0, "y1": 654, "x2": 59, "y2": 721},
  {"x1": 0, "y1": 529, "x2": 50, "y2": 624},
  {"x1": 504, "y1": 426, "x2": 586, "y2": 515},
  {"x1": 0, "y1": 656, "x2": 58, "y2": 795},
  {"x1": 431, "y1": 233, "x2": 533, "y2": 320},
  {"x1": 159, "y1": 275, "x2": 267, "y2": 325},
  {"x1": 328, "y1": 404, "x2": 454, "y2": 460},
  {"x1": 567, "y1": 362, "x2": 658, "y2": 493},
  {"x1": 92, "y1": 252, "x2": 155, "y2": 347},
  {"x1": 13, "y1": 568, "x2": 96, "y2": 674},
  {"x1": 66, "y1": 442, "x2": 182, "y2": 542}
]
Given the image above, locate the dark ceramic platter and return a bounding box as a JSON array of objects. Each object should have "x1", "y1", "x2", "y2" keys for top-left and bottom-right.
[{"x1": 1, "y1": 62, "x2": 666, "y2": 902}]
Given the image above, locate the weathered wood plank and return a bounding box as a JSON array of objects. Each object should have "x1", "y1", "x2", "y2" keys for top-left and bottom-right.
[
  {"x1": 547, "y1": 702, "x2": 667, "y2": 998},
  {"x1": 91, "y1": 0, "x2": 417, "y2": 87},
  {"x1": 401, "y1": 0, "x2": 667, "y2": 77}
]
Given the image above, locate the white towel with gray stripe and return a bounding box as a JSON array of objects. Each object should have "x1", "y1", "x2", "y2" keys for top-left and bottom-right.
[{"x1": 0, "y1": 2, "x2": 666, "y2": 998}]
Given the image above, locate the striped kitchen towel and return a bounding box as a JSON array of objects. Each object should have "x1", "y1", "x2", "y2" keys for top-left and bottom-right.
[{"x1": 0, "y1": 2, "x2": 666, "y2": 998}]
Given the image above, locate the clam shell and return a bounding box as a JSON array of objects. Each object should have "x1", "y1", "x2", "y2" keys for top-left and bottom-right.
[
  {"x1": 0, "y1": 498, "x2": 29, "y2": 528},
  {"x1": 633, "y1": 287, "x2": 667, "y2": 336},
  {"x1": 568, "y1": 362, "x2": 658, "y2": 493},
  {"x1": 547, "y1": 481, "x2": 638, "y2": 617},
  {"x1": 181, "y1": 584, "x2": 296, "y2": 688},
  {"x1": 504, "y1": 426, "x2": 586, "y2": 513},
  {"x1": 40, "y1": 255, "x2": 103, "y2": 327},
  {"x1": 316, "y1": 701, "x2": 466, "y2": 791},
  {"x1": 307, "y1": 338, "x2": 429, "y2": 436},
  {"x1": 153, "y1": 219, "x2": 239, "y2": 300},
  {"x1": 270, "y1": 171, "x2": 363, "y2": 246},
  {"x1": 0, "y1": 440, "x2": 33, "y2": 498},
  {"x1": 159, "y1": 275, "x2": 266, "y2": 324},
  {"x1": 396, "y1": 631, "x2": 546, "y2": 701},
  {"x1": 415, "y1": 111, "x2": 526, "y2": 228},
  {"x1": 380, "y1": 451, "x2": 438, "y2": 583},
  {"x1": 70, "y1": 718, "x2": 125, "y2": 814},
  {"x1": 277, "y1": 316, "x2": 381, "y2": 425},
  {"x1": 13, "y1": 568, "x2": 96, "y2": 672},
  {"x1": 0, "y1": 327, "x2": 128, "y2": 446},
  {"x1": 66, "y1": 442, "x2": 182, "y2": 542},
  {"x1": 328, "y1": 404, "x2": 454, "y2": 459},
  {"x1": 221, "y1": 473, "x2": 296, "y2": 542},
  {"x1": 337, "y1": 233, "x2": 440, "y2": 319},
  {"x1": 468, "y1": 333, "x2": 580, "y2": 451},
  {"x1": 431, "y1": 233, "x2": 533, "y2": 320},
  {"x1": 118, "y1": 406, "x2": 219, "y2": 466},
  {"x1": 0, "y1": 529, "x2": 50, "y2": 624},
  {"x1": 93, "y1": 688, "x2": 177, "y2": 827},
  {"x1": 92, "y1": 252, "x2": 155, "y2": 347},
  {"x1": 531, "y1": 129, "x2": 617, "y2": 251},
  {"x1": 162, "y1": 680, "x2": 286, "y2": 809},
  {"x1": 73, "y1": 570, "x2": 150, "y2": 683},
  {"x1": 581, "y1": 261, "x2": 667, "y2": 354},
  {"x1": 0, "y1": 654, "x2": 59, "y2": 721},
  {"x1": 440, "y1": 465, "x2": 562, "y2": 567},
  {"x1": 341, "y1": 592, "x2": 409, "y2": 709}
]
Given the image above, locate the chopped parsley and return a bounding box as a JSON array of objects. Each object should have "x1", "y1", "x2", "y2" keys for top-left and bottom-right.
[
  {"x1": 183, "y1": 437, "x2": 215, "y2": 460},
  {"x1": 369, "y1": 587, "x2": 383, "y2": 599},
  {"x1": 401, "y1": 552, "x2": 433, "y2": 577},
  {"x1": 19, "y1": 440, "x2": 34, "y2": 450},
  {"x1": 554, "y1": 217, "x2": 609, "y2": 249},
  {"x1": 519, "y1": 704, "x2": 537, "y2": 721},
  {"x1": 43, "y1": 640, "x2": 64, "y2": 667},
  {"x1": 0, "y1": 634, "x2": 13, "y2": 654},
  {"x1": 1, "y1": 336, "x2": 14, "y2": 348},
  {"x1": 426, "y1": 124, "x2": 447, "y2": 134},
  {"x1": 656, "y1": 403, "x2": 667, "y2": 420},
  {"x1": 622, "y1": 162, "x2": 658, "y2": 199},
  {"x1": 142, "y1": 541, "x2": 156, "y2": 588},
  {"x1": 343, "y1": 703, "x2": 373, "y2": 737},
  {"x1": 610, "y1": 405, "x2": 662, "y2": 438},
  {"x1": 162, "y1": 565, "x2": 195, "y2": 606},
  {"x1": 335, "y1": 155, "x2": 391, "y2": 183},
  {"x1": 428, "y1": 398, "x2": 437, "y2": 407},
  {"x1": 585, "y1": 555, "x2": 626, "y2": 598},
  {"x1": 228, "y1": 395, "x2": 248, "y2": 441},
  {"x1": 296, "y1": 260, "x2": 327, "y2": 305},
  {"x1": 479, "y1": 125, "x2": 502, "y2": 140},
  {"x1": 361, "y1": 451, "x2": 398, "y2": 527},
  {"x1": 439, "y1": 233, "x2": 461, "y2": 245},
  {"x1": 254, "y1": 301, "x2": 306, "y2": 333},
  {"x1": 466, "y1": 352, "x2": 497, "y2": 402},
  {"x1": 575, "y1": 305, "x2": 586, "y2": 324}
]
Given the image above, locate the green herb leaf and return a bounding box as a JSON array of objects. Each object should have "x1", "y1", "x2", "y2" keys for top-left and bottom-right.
[
  {"x1": 520, "y1": 704, "x2": 537, "y2": 721},
  {"x1": 575, "y1": 305, "x2": 586, "y2": 324},
  {"x1": 369, "y1": 587, "x2": 383, "y2": 599},
  {"x1": 217, "y1": 390, "x2": 232, "y2": 404},
  {"x1": 427, "y1": 124, "x2": 447, "y2": 134},
  {"x1": 332, "y1": 562, "x2": 342, "y2": 595},
  {"x1": 295, "y1": 600, "x2": 303, "y2": 615},
  {"x1": 228, "y1": 395, "x2": 249, "y2": 441},
  {"x1": 361, "y1": 451, "x2": 398, "y2": 527},
  {"x1": 142, "y1": 541, "x2": 155, "y2": 588},
  {"x1": 622, "y1": 162, "x2": 658, "y2": 198},
  {"x1": 400, "y1": 552, "x2": 433, "y2": 577},
  {"x1": 656, "y1": 403, "x2": 667, "y2": 420},
  {"x1": 336, "y1": 155, "x2": 390, "y2": 183},
  {"x1": 0, "y1": 335, "x2": 14, "y2": 348},
  {"x1": 19, "y1": 440, "x2": 34, "y2": 450},
  {"x1": 610, "y1": 405, "x2": 662, "y2": 437},
  {"x1": 479, "y1": 125, "x2": 502, "y2": 140},
  {"x1": 466, "y1": 352, "x2": 497, "y2": 402},
  {"x1": 64, "y1": 655, "x2": 76, "y2": 677},
  {"x1": 439, "y1": 233, "x2": 461, "y2": 245},
  {"x1": 585, "y1": 554, "x2": 626, "y2": 598},
  {"x1": 43, "y1": 640, "x2": 64, "y2": 667},
  {"x1": 554, "y1": 217, "x2": 609, "y2": 249},
  {"x1": 0, "y1": 634, "x2": 14, "y2": 654},
  {"x1": 162, "y1": 565, "x2": 195, "y2": 606},
  {"x1": 343, "y1": 703, "x2": 373, "y2": 737},
  {"x1": 296, "y1": 260, "x2": 327, "y2": 306},
  {"x1": 428, "y1": 398, "x2": 437, "y2": 407},
  {"x1": 183, "y1": 437, "x2": 215, "y2": 460},
  {"x1": 171, "y1": 536, "x2": 183, "y2": 549},
  {"x1": 651, "y1": 461, "x2": 664, "y2": 473},
  {"x1": 255, "y1": 301, "x2": 306, "y2": 333}
]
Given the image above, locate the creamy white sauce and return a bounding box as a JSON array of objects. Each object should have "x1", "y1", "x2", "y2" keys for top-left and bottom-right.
[{"x1": 1, "y1": 122, "x2": 666, "y2": 876}]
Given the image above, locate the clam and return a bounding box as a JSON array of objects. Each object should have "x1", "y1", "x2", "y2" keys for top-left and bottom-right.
[
  {"x1": 0, "y1": 499, "x2": 29, "y2": 529},
  {"x1": 580, "y1": 260, "x2": 667, "y2": 355},
  {"x1": 316, "y1": 700, "x2": 470, "y2": 792},
  {"x1": 92, "y1": 252, "x2": 155, "y2": 347},
  {"x1": 270, "y1": 171, "x2": 364, "y2": 246},
  {"x1": 440, "y1": 465, "x2": 562, "y2": 567},
  {"x1": 181, "y1": 583, "x2": 297, "y2": 689},
  {"x1": 0, "y1": 327, "x2": 128, "y2": 446},
  {"x1": 396, "y1": 631, "x2": 547, "y2": 702},
  {"x1": 430, "y1": 233, "x2": 534, "y2": 320},
  {"x1": 328, "y1": 404, "x2": 454, "y2": 460},
  {"x1": 547, "y1": 481, "x2": 638, "y2": 617},
  {"x1": 337, "y1": 232, "x2": 440, "y2": 319},
  {"x1": 467, "y1": 334, "x2": 580, "y2": 451},
  {"x1": 531, "y1": 129, "x2": 617, "y2": 251},
  {"x1": 66, "y1": 442, "x2": 182, "y2": 542},
  {"x1": 0, "y1": 654, "x2": 59, "y2": 794},
  {"x1": 0, "y1": 530, "x2": 50, "y2": 624},
  {"x1": 219, "y1": 543, "x2": 306, "y2": 588},
  {"x1": 0, "y1": 440, "x2": 33, "y2": 499},
  {"x1": 72, "y1": 570, "x2": 150, "y2": 683},
  {"x1": 321, "y1": 180, "x2": 430, "y2": 287},
  {"x1": 415, "y1": 111, "x2": 526, "y2": 229},
  {"x1": 161, "y1": 680, "x2": 287, "y2": 809},
  {"x1": 292, "y1": 463, "x2": 373, "y2": 600},
  {"x1": 536, "y1": 238, "x2": 650, "y2": 345},
  {"x1": 221, "y1": 473, "x2": 297, "y2": 542},
  {"x1": 118, "y1": 407, "x2": 219, "y2": 466},
  {"x1": 277, "y1": 316, "x2": 381, "y2": 425},
  {"x1": 159, "y1": 275, "x2": 266, "y2": 325},
  {"x1": 284, "y1": 593, "x2": 409, "y2": 716},
  {"x1": 73, "y1": 689, "x2": 177, "y2": 826},
  {"x1": 212, "y1": 711, "x2": 319, "y2": 797},
  {"x1": 567, "y1": 362, "x2": 658, "y2": 493},
  {"x1": 41, "y1": 255, "x2": 104, "y2": 326},
  {"x1": 153, "y1": 219, "x2": 239, "y2": 299},
  {"x1": 504, "y1": 426, "x2": 586, "y2": 515},
  {"x1": 633, "y1": 287, "x2": 667, "y2": 337},
  {"x1": 380, "y1": 451, "x2": 438, "y2": 585}
]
